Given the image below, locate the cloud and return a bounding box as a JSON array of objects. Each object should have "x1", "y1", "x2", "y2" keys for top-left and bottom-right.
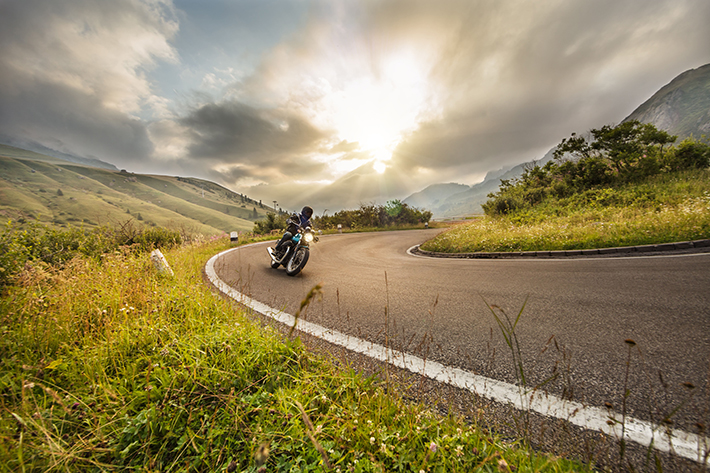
[
  {"x1": 374, "y1": 0, "x2": 710, "y2": 180},
  {"x1": 0, "y1": 0, "x2": 178, "y2": 166},
  {"x1": 0, "y1": 72, "x2": 154, "y2": 163},
  {"x1": 1, "y1": 0, "x2": 709, "y2": 212},
  {"x1": 180, "y1": 101, "x2": 325, "y2": 160},
  {"x1": 175, "y1": 101, "x2": 331, "y2": 183}
]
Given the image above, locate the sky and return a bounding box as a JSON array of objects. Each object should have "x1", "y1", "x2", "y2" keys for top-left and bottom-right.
[{"x1": 1, "y1": 0, "x2": 709, "y2": 213}]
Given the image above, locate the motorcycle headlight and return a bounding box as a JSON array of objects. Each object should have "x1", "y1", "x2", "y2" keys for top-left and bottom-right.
[{"x1": 304, "y1": 232, "x2": 314, "y2": 243}]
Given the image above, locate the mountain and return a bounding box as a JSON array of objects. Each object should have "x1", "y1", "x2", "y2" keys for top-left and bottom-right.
[
  {"x1": 0, "y1": 144, "x2": 272, "y2": 234},
  {"x1": 403, "y1": 183, "x2": 470, "y2": 209},
  {"x1": 408, "y1": 62, "x2": 710, "y2": 218},
  {"x1": 407, "y1": 147, "x2": 555, "y2": 218},
  {"x1": 0, "y1": 138, "x2": 119, "y2": 171},
  {"x1": 623, "y1": 63, "x2": 710, "y2": 139}
]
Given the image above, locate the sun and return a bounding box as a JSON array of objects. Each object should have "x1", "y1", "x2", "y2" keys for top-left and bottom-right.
[{"x1": 322, "y1": 50, "x2": 436, "y2": 173}]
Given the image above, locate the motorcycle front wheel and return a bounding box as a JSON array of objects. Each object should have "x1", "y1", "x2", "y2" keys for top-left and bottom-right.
[{"x1": 286, "y1": 247, "x2": 309, "y2": 276}]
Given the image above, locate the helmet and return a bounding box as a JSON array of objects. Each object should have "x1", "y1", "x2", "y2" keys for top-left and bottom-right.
[{"x1": 301, "y1": 206, "x2": 313, "y2": 219}]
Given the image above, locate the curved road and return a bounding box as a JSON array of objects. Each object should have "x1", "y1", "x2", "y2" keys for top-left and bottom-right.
[{"x1": 212, "y1": 229, "x2": 710, "y2": 434}]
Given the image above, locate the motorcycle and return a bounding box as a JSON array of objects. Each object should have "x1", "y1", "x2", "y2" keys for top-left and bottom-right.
[{"x1": 267, "y1": 226, "x2": 318, "y2": 276}]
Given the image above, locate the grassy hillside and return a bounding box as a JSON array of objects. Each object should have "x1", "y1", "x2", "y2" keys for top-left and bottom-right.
[
  {"x1": 0, "y1": 145, "x2": 272, "y2": 235},
  {"x1": 421, "y1": 169, "x2": 710, "y2": 253}
]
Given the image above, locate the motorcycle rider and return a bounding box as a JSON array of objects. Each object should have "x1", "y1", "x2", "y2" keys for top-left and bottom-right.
[{"x1": 274, "y1": 205, "x2": 314, "y2": 252}]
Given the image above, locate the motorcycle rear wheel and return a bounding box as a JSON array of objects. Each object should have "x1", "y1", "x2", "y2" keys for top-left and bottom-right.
[{"x1": 286, "y1": 247, "x2": 309, "y2": 276}]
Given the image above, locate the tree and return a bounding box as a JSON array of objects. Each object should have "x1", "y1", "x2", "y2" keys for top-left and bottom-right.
[
  {"x1": 554, "y1": 121, "x2": 676, "y2": 180},
  {"x1": 385, "y1": 199, "x2": 403, "y2": 217},
  {"x1": 57, "y1": 189, "x2": 64, "y2": 196},
  {"x1": 591, "y1": 121, "x2": 675, "y2": 176},
  {"x1": 253, "y1": 212, "x2": 287, "y2": 234}
]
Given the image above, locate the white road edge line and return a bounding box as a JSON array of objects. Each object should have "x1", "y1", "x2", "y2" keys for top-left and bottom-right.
[{"x1": 206, "y1": 245, "x2": 709, "y2": 464}]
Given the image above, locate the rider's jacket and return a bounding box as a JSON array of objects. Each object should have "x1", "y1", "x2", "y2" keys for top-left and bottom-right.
[{"x1": 286, "y1": 212, "x2": 312, "y2": 235}]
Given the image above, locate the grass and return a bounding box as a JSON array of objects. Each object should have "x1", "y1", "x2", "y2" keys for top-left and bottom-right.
[
  {"x1": 421, "y1": 170, "x2": 710, "y2": 253},
  {"x1": 0, "y1": 151, "x2": 269, "y2": 234},
  {"x1": 0, "y1": 231, "x2": 588, "y2": 472}
]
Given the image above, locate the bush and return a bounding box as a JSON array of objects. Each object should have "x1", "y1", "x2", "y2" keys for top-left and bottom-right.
[
  {"x1": 0, "y1": 224, "x2": 32, "y2": 288},
  {"x1": 481, "y1": 195, "x2": 522, "y2": 215},
  {"x1": 133, "y1": 227, "x2": 182, "y2": 252},
  {"x1": 665, "y1": 138, "x2": 710, "y2": 171}
]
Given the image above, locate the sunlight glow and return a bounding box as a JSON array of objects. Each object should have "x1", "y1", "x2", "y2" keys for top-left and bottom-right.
[{"x1": 322, "y1": 50, "x2": 436, "y2": 172}]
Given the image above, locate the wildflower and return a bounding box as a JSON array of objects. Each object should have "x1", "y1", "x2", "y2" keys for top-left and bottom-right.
[
  {"x1": 429, "y1": 442, "x2": 437, "y2": 453},
  {"x1": 455, "y1": 445, "x2": 463, "y2": 457},
  {"x1": 370, "y1": 436, "x2": 375, "y2": 445}
]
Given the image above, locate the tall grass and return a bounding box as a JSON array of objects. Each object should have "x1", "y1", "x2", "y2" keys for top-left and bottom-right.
[
  {"x1": 422, "y1": 171, "x2": 710, "y2": 253},
  {"x1": 0, "y1": 230, "x2": 588, "y2": 471}
]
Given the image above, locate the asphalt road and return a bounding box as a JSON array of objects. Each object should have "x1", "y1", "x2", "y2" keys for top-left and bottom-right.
[{"x1": 213, "y1": 229, "x2": 710, "y2": 431}]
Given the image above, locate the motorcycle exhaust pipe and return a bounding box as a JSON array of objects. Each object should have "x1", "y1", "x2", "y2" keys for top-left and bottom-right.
[{"x1": 267, "y1": 246, "x2": 290, "y2": 264}]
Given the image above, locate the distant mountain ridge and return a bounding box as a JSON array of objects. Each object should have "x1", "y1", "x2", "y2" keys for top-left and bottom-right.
[
  {"x1": 0, "y1": 138, "x2": 119, "y2": 171},
  {"x1": 406, "y1": 63, "x2": 710, "y2": 218},
  {"x1": 404, "y1": 148, "x2": 555, "y2": 218}
]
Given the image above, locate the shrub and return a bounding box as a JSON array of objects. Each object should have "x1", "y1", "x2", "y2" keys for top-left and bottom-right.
[
  {"x1": 133, "y1": 226, "x2": 182, "y2": 252},
  {"x1": 665, "y1": 138, "x2": 710, "y2": 171},
  {"x1": 0, "y1": 221, "x2": 183, "y2": 290}
]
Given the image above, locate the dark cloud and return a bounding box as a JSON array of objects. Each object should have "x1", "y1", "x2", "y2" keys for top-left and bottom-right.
[
  {"x1": 0, "y1": 0, "x2": 177, "y2": 170},
  {"x1": 178, "y1": 101, "x2": 330, "y2": 182},
  {"x1": 366, "y1": 0, "x2": 710, "y2": 179},
  {"x1": 0, "y1": 71, "x2": 154, "y2": 164}
]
